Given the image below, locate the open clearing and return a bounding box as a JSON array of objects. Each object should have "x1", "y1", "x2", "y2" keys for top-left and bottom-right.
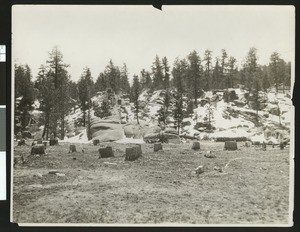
[{"x1": 13, "y1": 141, "x2": 290, "y2": 224}]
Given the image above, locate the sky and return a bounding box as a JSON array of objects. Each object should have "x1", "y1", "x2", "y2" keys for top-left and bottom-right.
[{"x1": 12, "y1": 5, "x2": 295, "y2": 83}]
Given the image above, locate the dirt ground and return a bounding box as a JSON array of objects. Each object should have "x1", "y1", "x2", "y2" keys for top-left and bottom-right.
[{"x1": 12, "y1": 140, "x2": 291, "y2": 225}]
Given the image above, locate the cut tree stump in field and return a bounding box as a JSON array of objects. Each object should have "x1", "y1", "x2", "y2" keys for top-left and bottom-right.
[
  {"x1": 17, "y1": 139, "x2": 26, "y2": 146},
  {"x1": 93, "y1": 139, "x2": 100, "y2": 146},
  {"x1": 43, "y1": 141, "x2": 47, "y2": 148},
  {"x1": 244, "y1": 141, "x2": 251, "y2": 147},
  {"x1": 98, "y1": 146, "x2": 114, "y2": 158},
  {"x1": 195, "y1": 165, "x2": 204, "y2": 174},
  {"x1": 125, "y1": 146, "x2": 141, "y2": 161},
  {"x1": 134, "y1": 144, "x2": 142, "y2": 156},
  {"x1": 192, "y1": 141, "x2": 200, "y2": 150},
  {"x1": 262, "y1": 142, "x2": 267, "y2": 151},
  {"x1": 50, "y1": 138, "x2": 59, "y2": 146},
  {"x1": 224, "y1": 141, "x2": 237, "y2": 150},
  {"x1": 69, "y1": 144, "x2": 77, "y2": 153},
  {"x1": 154, "y1": 143, "x2": 163, "y2": 152},
  {"x1": 280, "y1": 142, "x2": 284, "y2": 150},
  {"x1": 31, "y1": 144, "x2": 46, "y2": 155}
]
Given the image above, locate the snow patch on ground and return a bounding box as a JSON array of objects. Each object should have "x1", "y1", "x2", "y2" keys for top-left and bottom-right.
[
  {"x1": 63, "y1": 129, "x2": 90, "y2": 144},
  {"x1": 115, "y1": 138, "x2": 145, "y2": 144}
]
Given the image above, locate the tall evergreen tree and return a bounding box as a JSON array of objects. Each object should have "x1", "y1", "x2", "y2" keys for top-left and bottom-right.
[
  {"x1": 220, "y1": 49, "x2": 228, "y2": 89},
  {"x1": 120, "y1": 63, "x2": 131, "y2": 94},
  {"x1": 269, "y1": 51, "x2": 281, "y2": 93},
  {"x1": 151, "y1": 55, "x2": 164, "y2": 90},
  {"x1": 14, "y1": 64, "x2": 35, "y2": 132},
  {"x1": 34, "y1": 65, "x2": 56, "y2": 139},
  {"x1": 162, "y1": 56, "x2": 170, "y2": 89},
  {"x1": 140, "y1": 69, "x2": 152, "y2": 90},
  {"x1": 46, "y1": 46, "x2": 71, "y2": 138},
  {"x1": 212, "y1": 59, "x2": 221, "y2": 90},
  {"x1": 243, "y1": 47, "x2": 260, "y2": 125},
  {"x1": 77, "y1": 67, "x2": 94, "y2": 127},
  {"x1": 243, "y1": 47, "x2": 258, "y2": 92},
  {"x1": 227, "y1": 56, "x2": 237, "y2": 89},
  {"x1": 187, "y1": 50, "x2": 202, "y2": 106},
  {"x1": 104, "y1": 60, "x2": 121, "y2": 93},
  {"x1": 132, "y1": 75, "x2": 141, "y2": 124},
  {"x1": 95, "y1": 72, "x2": 107, "y2": 93},
  {"x1": 203, "y1": 50, "x2": 213, "y2": 90}
]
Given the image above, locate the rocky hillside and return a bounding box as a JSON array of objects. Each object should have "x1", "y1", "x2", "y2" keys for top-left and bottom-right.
[
  {"x1": 25, "y1": 86, "x2": 292, "y2": 145},
  {"x1": 61, "y1": 86, "x2": 291, "y2": 145}
]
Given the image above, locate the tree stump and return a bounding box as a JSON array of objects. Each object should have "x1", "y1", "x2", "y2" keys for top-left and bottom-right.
[
  {"x1": 69, "y1": 144, "x2": 77, "y2": 153},
  {"x1": 98, "y1": 146, "x2": 114, "y2": 158},
  {"x1": 17, "y1": 139, "x2": 26, "y2": 146},
  {"x1": 125, "y1": 147, "x2": 140, "y2": 161},
  {"x1": 245, "y1": 141, "x2": 251, "y2": 147},
  {"x1": 31, "y1": 144, "x2": 46, "y2": 155},
  {"x1": 50, "y1": 138, "x2": 58, "y2": 146},
  {"x1": 280, "y1": 142, "x2": 284, "y2": 150},
  {"x1": 154, "y1": 143, "x2": 163, "y2": 152},
  {"x1": 262, "y1": 142, "x2": 267, "y2": 151},
  {"x1": 224, "y1": 141, "x2": 238, "y2": 150},
  {"x1": 195, "y1": 165, "x2": 204, "y2": 174},
  {"x1": 93, "y1": 139, "x2": 100, "y2": 146},
  {"x1": 192, "y1": 141, "x2": 200, "y2": 150},
  {"x1": 43, "y1": 141, "x2": 47, "y2": 148},
  {"x1": 134, "y1": 144, "x2": 142, "y2": 156}
]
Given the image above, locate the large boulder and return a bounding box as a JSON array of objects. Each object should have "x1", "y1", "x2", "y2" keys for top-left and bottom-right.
[
  {"x1": 164, "y1": 128, "x2": 178, "y2": 135},
  {"x1": 90, "y1": 116, "x2": 124, "y2": 142},
  {"x1": 163, "y1": 133, "x2": 180, "y2": 140},
  {"x1": 123, "y1": 124, "x2": 143, "y2": 139},
  {"x1": 143, "y1": 133, "x2": 159, "y2": 139},
  {"x1": 144, "y1": 125, "x2": 161, "y2": 135},
  {"x1": 90, "y1": 122, "x2": 122, "y2": 137},
  {"x1": 93, "y1": 130, "x2": 124, "y2": 142},
  {"x1": 143, "y1": 125, "x2": 162, "y2": 143}
]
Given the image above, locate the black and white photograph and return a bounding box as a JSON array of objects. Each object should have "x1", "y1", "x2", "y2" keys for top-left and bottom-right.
[{"x1": 11, "y1": 5, "x2": 294, "y2": 226}]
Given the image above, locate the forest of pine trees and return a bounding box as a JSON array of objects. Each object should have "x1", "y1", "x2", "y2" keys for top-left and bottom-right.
[{"x1": 14, "y1": 46, "x2": 291, "y2": 138}]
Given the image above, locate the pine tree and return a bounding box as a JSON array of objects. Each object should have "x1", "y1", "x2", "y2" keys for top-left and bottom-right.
[
  {"x1": 187, "y1": 50, "x2": 202, "y2": 106},
  {"x1": 220, "y1": 49, "x2": 228, "y2": 89},
  {"x1": 95, "y1": 72, "x2": 107, "y2": 93},
  {"x1": 243, "y1": 48, "x2": 261, "y2": 126},
  {"x1": 132, "y1": 75, "x2": 140, "y2": 124},
  {"x1": 162, "y1": 57, "x2": 170, "y2": 89},
  {"x1": 203, "y1": 50, "x2": 213, "y2": 90},
  {"x1": 212, "y1": 58, "x2": 221, "y2": 90},
  {"x1": 14, "y1": 64, "x2": 35, "y2": 132},
  {"x1": 243, "y1": 47, "x2": 258, "y2": 92},
  {"x1": 120, "y1": 63, "x2": 130, "y2": 94},
  {"x1": 34, "y1": 65, "x2": 56, "y2": 139},
  {"x1": 77, "y1": 67, "x2": 94, "y2": 127},
  {"x1": 140, "y1": 69, "x2": 152, "y2": 90},
  {"x1": 227, "y1": 56, "x2": 237, "y2": 89},
  {"x1": 172, "y1": 58, "x2": 187, "y2": 132},
  {"x1": 46, "y1": 47, "x2": 70, "y2": 139},
  {"x1": 151, "y1": 55, "x2": 164, "y2": 90},
  {"x1": 173, "y1": 92, "x2": 183, "y2": 134},
  {"x1": 104, "y1": 60, "x2": 120, "y2": 93},
  {"x1": 269, "y1": 52, "x2": 281, "y2": 93}
]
